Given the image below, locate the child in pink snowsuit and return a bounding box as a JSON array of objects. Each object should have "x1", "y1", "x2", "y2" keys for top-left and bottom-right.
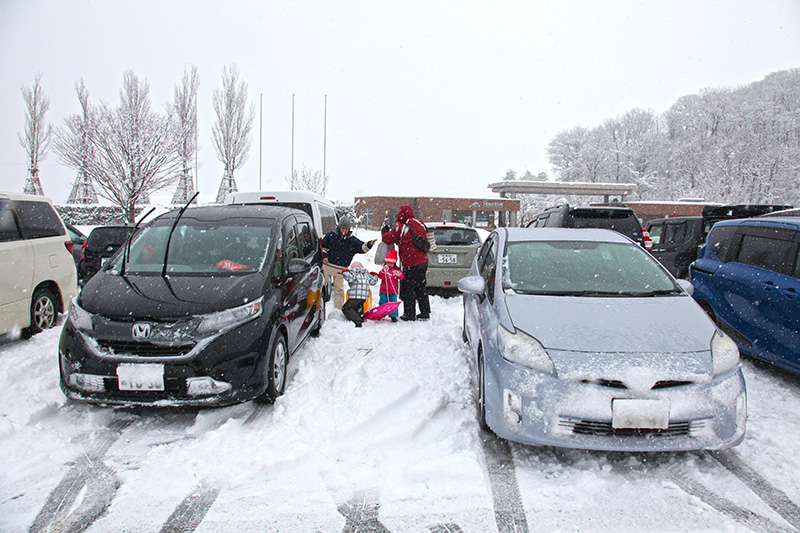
[{"x1": 377, "y1": 250, "x2": 404, "y2": 321}]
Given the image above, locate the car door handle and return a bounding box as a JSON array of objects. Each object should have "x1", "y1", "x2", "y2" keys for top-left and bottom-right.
[
  {"x1": 762, "y1": 281, "x2": 779, "y2": 291},
  {"x1": 782, "y1": 287, "x2": 799, "y2": 299}
]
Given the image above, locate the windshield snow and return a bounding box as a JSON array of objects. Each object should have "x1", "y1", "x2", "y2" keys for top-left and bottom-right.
[{"x1": 503, "y1": 240, "x2": 678, "y2": 295}]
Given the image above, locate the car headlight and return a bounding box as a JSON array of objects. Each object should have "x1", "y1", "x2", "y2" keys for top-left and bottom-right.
[
  {"x1": 198, "y1": 297, "x2": 264, "y2": 334},
  {"x1": 68, "y1": 298, "x2": 93, "y2": 331},
  {"x1": 497, "y1": 324, "x2": 556, "y2": 376},
  {"x1": 711, "y1": 329, "x2": 739, "y2": 375}
]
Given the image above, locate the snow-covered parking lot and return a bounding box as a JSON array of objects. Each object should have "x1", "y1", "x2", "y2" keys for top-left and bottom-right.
[{"x1": 2, "y1": 249, "x2": 800, "y2": 532}]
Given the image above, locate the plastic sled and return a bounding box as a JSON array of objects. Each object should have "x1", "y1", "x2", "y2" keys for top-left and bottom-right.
[{"x1": 364, "y1": 301, "x2": 401, "y2": 320}]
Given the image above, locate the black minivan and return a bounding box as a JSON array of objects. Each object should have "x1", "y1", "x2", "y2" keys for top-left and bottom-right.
[{"x1": 59, "y1": 204, "x2": 325, "y2": 407}]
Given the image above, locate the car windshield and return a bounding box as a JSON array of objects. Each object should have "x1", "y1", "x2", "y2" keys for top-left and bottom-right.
[
  {"x1": 110, "y1": 218, "x2": 273, "y2": 275},
  {"x1": 502, "y1": 240, "x2": 678, "y2": 296},
  {"x1": 433, "y1": 227, "x2": 480, "y2": 246},
  {"x1": 565, "y1": 210, "x2": 640, "y2": 236}
]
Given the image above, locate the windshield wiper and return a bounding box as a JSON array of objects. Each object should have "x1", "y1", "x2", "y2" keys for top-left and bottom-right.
[
  {"x1": 121, "y1": 207, "x2": 156, "y2": 278},
  {"x1": 162, "y1": 192, "x2": 199, "y2": 278},
  {"x1": 630, "y1": 289, "x2": 683, "y2": 297}
]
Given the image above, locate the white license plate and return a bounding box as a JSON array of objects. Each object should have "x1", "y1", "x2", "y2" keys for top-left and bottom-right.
[
  {"x1": 612, "y1": 399, "x2": 670, "y2": 429},
  {"x1": 437, "y1": 254, "x2": 457, "y2": 264},
  {"x1": 116, "y1": 363, "x2": 165, "y2": 391}
]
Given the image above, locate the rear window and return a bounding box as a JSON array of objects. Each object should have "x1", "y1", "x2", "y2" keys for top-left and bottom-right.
[
  {"x1": 433, "y1": 227, "x2": 480, "y2": 246},
  {"x1": 0, "y1": 200, "x2": 23, "y2": 242},
  {"x1": 565, "y1": 209, "x2": 640, "y2": 237},
  {"x1": 87, "y1": 227, "x2": 134, "y2": 248},
  {"x1": 13, "y1": 200, "x2": 65, "y2": 239}
]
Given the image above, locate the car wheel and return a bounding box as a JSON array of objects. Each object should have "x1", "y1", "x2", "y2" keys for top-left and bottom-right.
[
  {"x1": 23, "y1": 287, "x2": 58, "y2": 338},
  {"x1": 477, "y1": 349, "x2": 489, "y2": 431},
  {"x1": 310, "y1": 298, "x2": 325, "y2": 337},
  {"x1": 255, "y1": 333, "x2": 288, "y2": 404}
]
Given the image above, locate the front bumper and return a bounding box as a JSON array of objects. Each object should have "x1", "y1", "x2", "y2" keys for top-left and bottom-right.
[
  {"x1": 483, "y1": 351, "x2": 747, "y2": 452},
  {"x1": 58, "y1": 317, "x2": 271, "y2": 407}
]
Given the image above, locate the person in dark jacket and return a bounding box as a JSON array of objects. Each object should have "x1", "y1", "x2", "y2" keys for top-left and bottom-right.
[
  {"x1": 381, "y1": 204, "x2": 430, "y2": 321},
  {"x1": 321, "y1": 217, "x2": 376, "y2": 310}
]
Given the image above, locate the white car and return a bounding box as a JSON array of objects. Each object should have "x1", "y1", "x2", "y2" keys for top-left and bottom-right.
[{"x1": 0, "y1": 192, "x2": 78, "y2": 337}]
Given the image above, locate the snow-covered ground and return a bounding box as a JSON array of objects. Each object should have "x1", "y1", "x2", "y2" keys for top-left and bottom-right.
[{"x1": 2, "y1": 230, "x2": 800, "y2": 532}]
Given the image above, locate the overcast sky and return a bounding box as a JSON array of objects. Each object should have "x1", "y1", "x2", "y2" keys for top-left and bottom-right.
[{"x1": 1, "y1": 0, "x2": 798, "y2": 204}]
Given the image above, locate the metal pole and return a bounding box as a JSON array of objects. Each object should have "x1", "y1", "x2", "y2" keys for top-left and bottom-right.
[
  {"x1": 291, "y1": 94, "x2": 295, "y2": 183},
  {"x1": 323, "y1": 94, "x2": 327, "y2": 180},
  {"x1": 259, "y1": 93, "x2": 263, "y2": 190}
]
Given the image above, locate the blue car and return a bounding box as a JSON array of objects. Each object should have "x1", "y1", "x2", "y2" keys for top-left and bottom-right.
[
  {"x1": 691, "y1": 217, "x2": 800, "y2": 375},
  {"x1": 459, "y1": 227, "x2": 746, "y2": 451}
]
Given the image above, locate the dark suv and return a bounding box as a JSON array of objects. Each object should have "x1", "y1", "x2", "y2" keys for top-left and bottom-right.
[
  {"x1": 691, "y1": 217, "x2": 800, "y2": 375},
  {"x1": 526, "y1": 204, "x2": 646, "y2": 248},
  {"x1": 78, "y1": 225, "x2": 136, "y2": 286},
  {"x1": 59, "y1": 204, "x2": 325, "y2": 407}
]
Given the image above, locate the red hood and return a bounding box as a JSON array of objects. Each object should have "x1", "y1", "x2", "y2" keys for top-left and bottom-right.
[{"x1": 396, "y1": 205, "x2": 415, "y2": 224}]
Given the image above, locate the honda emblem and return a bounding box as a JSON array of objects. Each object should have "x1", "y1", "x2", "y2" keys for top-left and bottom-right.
[{"x1": 132, "y1": 322, "x2": 152, "y2": 339}]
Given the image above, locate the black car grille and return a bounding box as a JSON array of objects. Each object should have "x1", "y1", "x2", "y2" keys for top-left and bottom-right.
[
  {"x1": 96, "y1": 340, "x2": 194, "y2": 357},
  {"x1": 581, "y1": 379, "x2": 694, "y2": 390},
  {"x1": 559, "y1": 418, "x2": 705, "y2": 437}
]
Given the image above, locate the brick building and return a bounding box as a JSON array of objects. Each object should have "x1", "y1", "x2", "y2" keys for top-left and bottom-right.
[{"x1": 354, "y1": 196, "x2": 520, "y2": 230}]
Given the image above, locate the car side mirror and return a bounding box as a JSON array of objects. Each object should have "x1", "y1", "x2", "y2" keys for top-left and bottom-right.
[
  {"x1": 458, "y1": 275, "x2": 486, "y2": 295},
  {"x1": 676, "y1": 278, "x2": 694, "y2": 296},
  {"x1": 287, "y1": 257, "x2": 312, "y2": 275}
]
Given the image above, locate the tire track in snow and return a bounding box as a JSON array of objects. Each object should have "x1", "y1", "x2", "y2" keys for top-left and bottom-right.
[
  {"x1": 667, "y1": 465, "x2": 794, "y2": 533},
  {"x1": 159, "y1": 483, "x2": 221, "y2": 533},
  {"x1": 29, "y1": 417, "x2": 133, "y2": 533},
  {"x1": 481, "y1": 432, "x2": 529, "y2": 533},
  {"x1": 711, "y1": 450, "x2": 800, "y2": 531}
]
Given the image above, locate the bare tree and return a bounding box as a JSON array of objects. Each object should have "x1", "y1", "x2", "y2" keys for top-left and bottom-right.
[
  {"x1": 172, "y1": 65, "x2": 199, "y2": 204},
  {"x1": 19, "y1": 73, "x2": 53, "y2": 195},
  {"x1": 56, "y1": 79, "x2": 99, "y2": 204},
  {"x1": 286, "y1": 165, "x2": 329, "y2": 196},
  {"x1": 87, "y1": 70, "x2": 180, "y2": 222},
  {"x1": 212, "y1": 64, "x2": 255, "y2": 203}
]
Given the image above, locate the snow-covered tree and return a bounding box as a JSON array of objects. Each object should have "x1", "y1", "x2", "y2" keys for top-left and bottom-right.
[
  {"x1": 172, "y1": 65, "x2": 199, "y2": 204},
  {"x1": 86, "y1": 70, "x2": 180, "y2": 222},
  {"x1": 19, "y1": 73, "x2": 53, "y2": 196},
  {"x1": 212, "y1": 64, "x2": 255, "y2": 203},
  {"x1": 56, "y1": 79, "x2": 99, "y2": 204},
  {"x1": 286, "y1": 166, "x2": 328, "y2": 196}
]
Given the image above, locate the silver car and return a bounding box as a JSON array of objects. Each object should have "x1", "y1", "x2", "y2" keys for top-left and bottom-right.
[
  {"x1": 426, "y1": 223, "x2": 482, "y2": 289},
  {"x1": 459, "y1": 227, "x2": 746, "y2": 451}
]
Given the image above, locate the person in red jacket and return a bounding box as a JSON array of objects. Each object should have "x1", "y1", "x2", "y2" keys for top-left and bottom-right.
[{"x1": 381, "y1": 204, "x2": 431, "y2": 321}]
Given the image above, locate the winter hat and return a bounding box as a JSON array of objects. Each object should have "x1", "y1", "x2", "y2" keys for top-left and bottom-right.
[
  {"x1": 385, "y1": 250, "x2": 398, "y2": 263},
  {"x1": 350, "y1": 261, "x2": 363, "y2": 269},
  {"x1": 338, "y1": 217, "x2": 352, "y2": 229}
]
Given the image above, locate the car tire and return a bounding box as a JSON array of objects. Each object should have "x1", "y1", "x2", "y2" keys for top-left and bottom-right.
[
  {"x1": 255, "y1": 333, "x2": 288, "y2": 404},
  {"x1": 477, "y1": 349, "x2": 489, "y2": 431},
  {"x1": 310, "y1": 298, "x2": 325, "y2": 337},
  {"x1": 23, "y1": 287, "x2": 58, "y2": 338}
]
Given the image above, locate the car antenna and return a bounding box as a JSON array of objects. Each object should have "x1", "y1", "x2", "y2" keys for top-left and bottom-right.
[
  {"x1": 121, "y1": 206, "x2": 156, "y2": 277},
  {"x1": 162, "y1": 192, "x2": 200, "y2": 278}
]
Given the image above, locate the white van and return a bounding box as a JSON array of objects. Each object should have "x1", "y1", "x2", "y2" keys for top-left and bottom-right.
[
  {"x1": 225, "y1": 190, "x2": 338, "y2": 238},
  {"x1": 0, "y1": 192, "x2": 79, "y2": 337}
]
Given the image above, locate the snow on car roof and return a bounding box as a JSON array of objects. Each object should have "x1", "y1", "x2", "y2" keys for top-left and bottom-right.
[{"x1": 503, "y1": 227, "x2": 634, "y2": 243}]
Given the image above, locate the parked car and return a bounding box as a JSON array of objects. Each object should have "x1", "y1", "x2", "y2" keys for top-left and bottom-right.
[
  {"x1": 426, "y1": 223, "x2": 482, "y2": 289},
  {"x1": 59, "y1": 204, "x2": 325, "y2": 407},
  {"x1": 459, "y1": 227, "x2": 746, "y2": 451},
  {"x1": 64, "y1": 222, "x2": 86, "y2": 269},
  {"x1": 525, "y1": 204, "x2": 649, "y2": 249},
  {"x1": 0, "y1": 192, "x2": 78, "y2": 337},
  {"x1": 78, "y1": 225, "x2": 136, "y2": 286},
  {"x1": 647, "y1": 204, "x2": 792, "y2": 279},
  {"x1": 760, "y1": 207, "x2": 800, "y2": 217},
  {"x1": 690, "y1": 217, "x2": 800, "y2": 376}
]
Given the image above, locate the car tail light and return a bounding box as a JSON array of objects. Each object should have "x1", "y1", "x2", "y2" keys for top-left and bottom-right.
[
  {"x1": 80, "y1": 241, "x2": 87, "y2": 262},
  {"x1": 642, "y1": 229, "x2": 653, "y2": 250},
  {"x1": 65, "y1": 240, "x2": 74, "y2": 254}
]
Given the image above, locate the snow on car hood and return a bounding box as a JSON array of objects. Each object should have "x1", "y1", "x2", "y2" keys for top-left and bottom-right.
[
  {"x1": 79, "y1": 272, "x2": 266, "y2": 319},
  {"x1": 503, "y1": 292, "x2": 715, "y2": 354}
]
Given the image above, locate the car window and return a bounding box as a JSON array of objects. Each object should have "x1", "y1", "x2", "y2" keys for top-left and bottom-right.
[
  {"x1": 87, "y1": 227, "x2": 133, "y2": 248},
  {"x1": 0, "y1": 201, "x2": 23, "y2": 242},
  {"x1": 284, "y1": 225, "x2": 300, "y2": 260},
  {"x1": 479, "y1": 236, "x2": 498, "y2": 301},
  {"x1": 735, "y1": 234, "x2": 794, "y2": 275},
  {"x1": 503, "y1": 241, "x2": 677, "y2": 295},
  {"x1": 793, "y1": 247, "x2": 800, "y2": 279},
  {"x1": 648, "y1": 222, "x2": 663, "y2": 245},
  {"x1": 433, "y1": 227, "x2": 480, "y2": 245},
  {"x1": 114, "y1": 218, "x2": 272, "y2": 274},
  {"x1": 318, "y1": 204, "x2": 337, "y2": 235},
  {"x1": 566, "y1": 210, "x2": 640, "y2": 236},
  {"x1": 13, "y1": 200, "x2": 65, "y2": 239},
  {"x1": 296, "y1": 221, "x2": 316, "y2": 258},
  {"x1": 663, "y1": 222, "x2": 686, "y2": 244},
  {"x1": 706, "y1": 225, "x2": 737, "y2": 260}
]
